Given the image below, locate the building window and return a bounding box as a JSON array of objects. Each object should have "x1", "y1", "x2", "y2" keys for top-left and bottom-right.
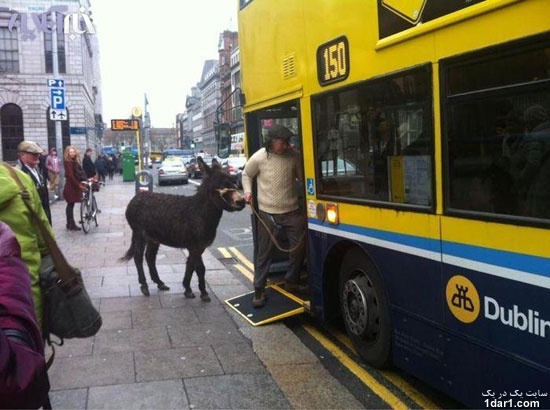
[
  {"x1": 46, "y1": 107, "x2": 71, "y2": 150},
  {"x1": 44, "y1": 31, "x2": 66, "y2": 73},
  {"x1": 0, "y1": 27, "x2": 19, "y2": 73},
  {"x1": 1, "y1": 103, "x2": 24, "y2": 162}
]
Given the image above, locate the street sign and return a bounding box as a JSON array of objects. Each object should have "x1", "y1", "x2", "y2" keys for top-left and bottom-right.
[
  {"x1": 47, "y1": 79, "x2": 65, "y2": 88},
  {"x1": 111, "y1": 119, "x2": 139, "y2": 130},
  {"x1": 50, "y1": 88, "x2": 65, "y2": 110},
  {"x1": 50, "y1": 108, "x2": 67, "y2": 121}
]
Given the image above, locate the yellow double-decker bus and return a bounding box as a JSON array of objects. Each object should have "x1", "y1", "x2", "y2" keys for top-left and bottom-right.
[{"x1": 224, "y1": 1, "x2": 549, "y2": 406}]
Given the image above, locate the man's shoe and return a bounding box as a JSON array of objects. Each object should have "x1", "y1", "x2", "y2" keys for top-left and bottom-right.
[
  {"x1": 252, "y1": 288, "x2": 267, "y2": 308},
  {"x1": 284, "y1": 280, "x2": 309, "y2": 294}
]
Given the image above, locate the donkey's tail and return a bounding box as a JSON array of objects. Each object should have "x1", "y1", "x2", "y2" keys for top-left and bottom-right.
[{"x1": 119, "y1": 234, "x2": 136, "y2": 262}]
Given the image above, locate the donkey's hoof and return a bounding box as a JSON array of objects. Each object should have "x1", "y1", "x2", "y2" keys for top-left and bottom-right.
[
  {"x1": 200, "y1": 293, "x2": 211, "y2": 302},
  {"x1": 184, "y1": 291, "x2": 196, "y2": 299},
  {"x1": 140, "y1": 285, "x2": 150, "y2": 296},
  {"x1": 157, "y1": 283, "x2": 170, "y2": 291}
]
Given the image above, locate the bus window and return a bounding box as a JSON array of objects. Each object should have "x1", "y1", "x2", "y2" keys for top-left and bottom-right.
[
  {"x1": 443, "y1": 38, "x2": 550, "y2": 221},
  {"x1": 312, "y1": 65, "x2": 433, "y2": 206}
]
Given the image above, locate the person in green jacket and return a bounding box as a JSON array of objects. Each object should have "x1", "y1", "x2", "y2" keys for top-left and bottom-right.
[{"x1": 0, "y1": 163, "x2": 54, "y2": 331}]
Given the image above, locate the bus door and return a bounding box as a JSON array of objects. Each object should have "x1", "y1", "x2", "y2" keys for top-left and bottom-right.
[
  {"x1": 244, "y1": 100, "x2": 304, "y2": 275},
  {"x1": 225, "y1": 100, "x2": 309, "y2": 326}
]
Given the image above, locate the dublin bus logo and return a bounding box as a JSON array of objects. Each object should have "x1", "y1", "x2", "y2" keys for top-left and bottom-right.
[{"x1": 8, "y1": 6, "x2": 95, "y2": 41}]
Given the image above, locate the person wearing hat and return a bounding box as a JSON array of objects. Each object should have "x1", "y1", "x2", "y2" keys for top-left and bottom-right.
[
  {"x1": 242, "y1": 124, "x2": 307, "y2": 308},
  {"x1": 15, "y1": 141, "x2": 52, "y2": 225}
]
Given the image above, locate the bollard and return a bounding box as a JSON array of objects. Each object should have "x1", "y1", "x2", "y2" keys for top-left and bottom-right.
[{"x1": 135, "y1": 170, "x2": 153, "y2": 194}]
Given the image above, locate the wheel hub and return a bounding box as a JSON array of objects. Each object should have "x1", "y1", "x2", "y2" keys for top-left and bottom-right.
[{"x1": 343, "y1": 278, "x2": 369, "y2": 336}]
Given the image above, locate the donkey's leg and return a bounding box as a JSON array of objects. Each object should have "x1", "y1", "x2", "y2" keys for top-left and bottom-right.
[
  {"x1": 195, "y1": 252, "x2": 210, "y2": 302},
  {"x1": 133, "y1": 233, "x2": 150, "y2": 296},
  {"x1": 145, "y1": 240, "x2": 170, "y2": 291},
  {"x1": 182, "y1": 249, "x2": 199, "y2": 298}
]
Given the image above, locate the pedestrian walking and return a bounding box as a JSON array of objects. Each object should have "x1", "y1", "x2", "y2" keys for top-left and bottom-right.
[
  {"x1": 63, "y1": 146, "x2": 87, "y2": 231},
  {"x1": 46, "y1": 147, "x2": 61, "y2": 199}
]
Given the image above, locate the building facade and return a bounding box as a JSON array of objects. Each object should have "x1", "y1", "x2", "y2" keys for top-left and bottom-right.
[
  {"x1": 178, "y1": 30, "x2": 241, "y2": 156},
  {"x1": 0, "y1": 0, "x2": 102, "y2": 162}
]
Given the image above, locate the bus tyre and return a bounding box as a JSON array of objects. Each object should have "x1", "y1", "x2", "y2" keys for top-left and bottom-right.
[{"x1": 339, "y1": 248, "x2": 391, "y2": 368}]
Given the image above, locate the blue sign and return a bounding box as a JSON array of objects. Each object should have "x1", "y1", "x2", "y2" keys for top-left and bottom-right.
[
  {"x1": 47, "y1": 78, "x2": 64, "y2": 88},
  {"x1": 50, "y1": 88, "x2": 65, "y2": 110},
  {"x1": 70, "y1": 127, "x2": 87, "y2": 134},
  {"x1": 307, "y1": 178, "x2": 315, "y2": 196}
]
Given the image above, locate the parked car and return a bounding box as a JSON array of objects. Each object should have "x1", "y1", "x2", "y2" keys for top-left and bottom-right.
[
  {"x1": 187, "y1": 155, "x2": 214, "y2": 179},
  {"x1": 320, "y1": 157, "x2": 357, "y2": 177},
  {"x1": 221, "y1": 156, "x2": 247, "y2": 183},
  {"x1": 158, "y1": 157, "x2": 188, "y2": 186}
]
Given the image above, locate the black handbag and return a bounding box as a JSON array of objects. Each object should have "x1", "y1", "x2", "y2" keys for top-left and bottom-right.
[{"x1": 4, "y1": 164, "x2": 102, "y2": 341}]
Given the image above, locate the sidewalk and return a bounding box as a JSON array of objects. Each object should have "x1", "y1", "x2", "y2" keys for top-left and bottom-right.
[{"x1": 47, "y1": 175, "x2": 362, "y2": 409}]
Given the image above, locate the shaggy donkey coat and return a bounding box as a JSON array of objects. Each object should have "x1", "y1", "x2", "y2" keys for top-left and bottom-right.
[{"x1": 121, "y1": 157, "x2": 245, "y2": 300}]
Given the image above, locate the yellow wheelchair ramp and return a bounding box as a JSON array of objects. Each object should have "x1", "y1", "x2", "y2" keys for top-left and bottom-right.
[{"x1": 225, "y1": 284, "x2": 308, "y2": 326}]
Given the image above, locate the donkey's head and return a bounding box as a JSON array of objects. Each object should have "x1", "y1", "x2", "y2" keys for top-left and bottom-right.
[{"x1": 198, "y1": 156, "x2": 246, "y2": 212}]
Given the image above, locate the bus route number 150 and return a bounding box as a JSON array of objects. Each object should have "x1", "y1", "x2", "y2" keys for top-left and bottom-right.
[{"x1": 317, "y1": 36, "x2": 350, "y2": 86}]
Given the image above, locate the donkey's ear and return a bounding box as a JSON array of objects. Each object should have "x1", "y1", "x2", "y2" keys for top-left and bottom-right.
[
  {"x1": 198, "y1": 156, "x2": 212, "y2": 178},
  {"x1": 211, "y1": 158, "x2": 222, "y2": 170}
]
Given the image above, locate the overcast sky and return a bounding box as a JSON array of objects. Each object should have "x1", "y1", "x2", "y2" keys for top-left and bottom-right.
[{"x1": 91, "y1": 1, "x2": 237, "y2": 128}]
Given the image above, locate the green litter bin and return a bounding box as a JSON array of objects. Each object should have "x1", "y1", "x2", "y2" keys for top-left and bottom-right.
[{"x1": 122, "y1": 152, "x2": 135, "y2": 182}]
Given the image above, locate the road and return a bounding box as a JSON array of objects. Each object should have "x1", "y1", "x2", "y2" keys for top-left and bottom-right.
[{"x1": 151, "y1": 167, "x2": 463, "y2": 409}]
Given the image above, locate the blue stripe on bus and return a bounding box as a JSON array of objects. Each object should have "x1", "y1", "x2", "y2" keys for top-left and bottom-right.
[
  {"x1": 442, "y1": 241, "x2": 549, "y2": 277},
  {"x1": 308, "y1": 219, "x2": 549, "y2": 277}
]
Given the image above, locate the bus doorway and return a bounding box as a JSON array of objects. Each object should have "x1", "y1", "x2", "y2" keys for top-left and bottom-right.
[{"x1": 243, "y1": 100, "x2": 304, "y2": 276}]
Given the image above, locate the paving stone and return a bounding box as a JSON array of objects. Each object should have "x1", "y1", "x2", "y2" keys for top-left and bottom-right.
[
  {"x1": 132, "y1": 306, "x2": 200, "y2": 329},
  {"x1": 213, "y1": 342, "x2": 266, "y2": 374},
  {"x1": 167, "y1": 321, "x2": 246, "y2": 348},
  {"x1": 193, "y1": 304, "x2": 234, "y2": 323},
  {"x1": 94, "y1": 326, "x2": 170, "y2": 354},
  {"x1": 241, "y1": 323, "x2": 319, "y2": 367},
  {"x1": 86, "y1": 284, "x2": 130, "y2": 298},
  {"x1": 184, "y1": 374, "x2": 290, "y2": 409},
  {"x1": 269, "y1": 363, "x2": 364, "y2": 409},
  {"x1": 204, "y1": 269, "x2": 243, "y2": 285},
  {"x1": 87, "y1": 380, "x2": 188, "y2": 409},
  {"x1": 135, "y1": 346, "x2": 224, "y2": 382},
  {"x1": 49, "y1": 388, "x2": 88, "y2": 409},
  {"x1": 54, "y1": 336, "x2": 94, "y2": 358},
  {"x1": 98, "y1": 309, "x2": 132, "y2": 331},
  {"x1": 49, "y1": 352, "x2": 135, "y2": 390},
  {"x1": 100, "y1": 296, "x2": 162, "y2": 312}
]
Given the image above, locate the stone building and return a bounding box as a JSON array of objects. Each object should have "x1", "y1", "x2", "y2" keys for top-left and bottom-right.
[{"x1": 0, "y1": 0, "x2": 102, "y2": 161}]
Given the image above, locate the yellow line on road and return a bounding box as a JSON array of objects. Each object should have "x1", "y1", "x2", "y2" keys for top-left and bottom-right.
[
  {"x1": 303, "y1": 324, "x2": 408, "y2": 410},
  {"x1": 234, "y1": 263, "x2": 254, "y2": 282},
  {"x1": 327, "y1": 325, "x2": 437, "y2": 409},
  {"x1": 228, "y1": 246, "x2": 254, "y2": 271},
  {"x1": 218, "y1": 247, "x2": 232, "y2": 258}
]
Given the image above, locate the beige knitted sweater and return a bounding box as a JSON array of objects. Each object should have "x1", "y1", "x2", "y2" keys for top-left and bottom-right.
[{"x1": 242, "y1": 147, "x2": 303, "y2": 214}]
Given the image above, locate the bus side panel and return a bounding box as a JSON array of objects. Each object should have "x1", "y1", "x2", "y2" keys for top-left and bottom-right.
[
  {"x1": 310, "y1": 225, "x2": 550, "y2": 408},
  {"x1": 393, "y1": 309, "x2": 549, "y2": 409},
  {"x1": 441, "y1": 262, "x2": 550, "y2": 375},
  {"x1": 308, "y1": 219, "x2": 444, "y2": 324}
]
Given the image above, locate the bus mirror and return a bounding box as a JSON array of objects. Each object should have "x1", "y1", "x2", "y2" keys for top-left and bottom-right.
[{"x1": 215, "y1": 123, "x2": 232, "y2": 159}]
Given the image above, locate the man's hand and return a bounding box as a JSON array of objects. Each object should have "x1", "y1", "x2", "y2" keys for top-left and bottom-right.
[{"x1": 243, "y1": 192, "x2": 253, "y2": 204}]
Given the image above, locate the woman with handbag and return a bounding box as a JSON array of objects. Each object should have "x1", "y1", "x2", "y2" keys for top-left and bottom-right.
[
  {"x1": 0, "y1": 163, "x2": 54, "y2": 331},
  {"x1": 63, "y1": 146, "x2": 88, "y2": 231}
]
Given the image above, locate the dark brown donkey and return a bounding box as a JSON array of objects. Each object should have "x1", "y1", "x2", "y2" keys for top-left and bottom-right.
[{"x1": 120, "y1": 157, "x2": 245, "y2": 301}]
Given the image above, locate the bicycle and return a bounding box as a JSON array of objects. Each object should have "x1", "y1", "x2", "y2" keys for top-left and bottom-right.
[{"x1": 80, "y1": 180, "x2": 102, "y2": 234}]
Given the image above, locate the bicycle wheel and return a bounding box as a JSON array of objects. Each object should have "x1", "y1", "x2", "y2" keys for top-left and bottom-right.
[
  {"x1": 92, "y1": 196, "x2": 99, "y2": 227},
  {"x1": 80, "y1": 200, "x2": 91, "y2": 234}
]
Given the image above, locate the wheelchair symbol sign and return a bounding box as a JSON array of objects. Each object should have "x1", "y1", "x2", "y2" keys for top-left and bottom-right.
[{"x1": 307, "y1": 178, "x2": 315, "y2": 196}]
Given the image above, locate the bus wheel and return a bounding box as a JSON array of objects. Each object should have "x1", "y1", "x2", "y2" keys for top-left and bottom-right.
[{"x1": 339, "y1": 248, "x2": 391, "y2": 368}]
